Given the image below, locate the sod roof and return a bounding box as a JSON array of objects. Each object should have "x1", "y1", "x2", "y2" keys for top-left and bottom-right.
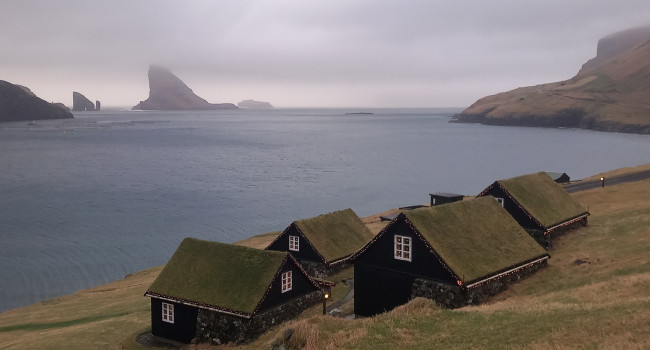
[
  {"x1": 497, "y1": 172, "x2": 588, "y2": 228},
  {"x1": 293, "y1": 208, "x2": 374, "y2": 262},
  {"x1": 146, "y1": 238, "x2": 288, "y2": 314},
  {"x1": 403, "y1": 197, "x2": 548, "y2": 283}
]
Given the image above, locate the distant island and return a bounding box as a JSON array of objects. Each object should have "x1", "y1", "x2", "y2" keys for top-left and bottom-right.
[
  {"x1": 132, "y1": 65, "x2": 238, "y2": 111},
  {"x1": 452, "y1": 26, "x2": 650, "y2": 134},
  {"x1": 0, "y1": 80, "x2": 73, "y2": 122},
  {"x1": 237, "y1": 99, "x2": 273, "y2": 109},
  {"x1": 72, "y1": 91, "x2": 100, "y2": 111}
]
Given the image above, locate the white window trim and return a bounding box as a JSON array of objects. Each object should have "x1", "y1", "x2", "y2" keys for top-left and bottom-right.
[
  {"x1": 394, "y1": 235, "x2": 412, "y2": 262},
  {"x1": 289, "y1": 235, "x2": 299, "y2": 252},
  {"x1": 495, "y1": 197, "x2": 505, "y2": 207},
  {"x1": 281, "y1": 271, "x2": 292, "y2": 293},
  {"x1": 162, "y1": 302, "x2": 174, "y2": 324}
]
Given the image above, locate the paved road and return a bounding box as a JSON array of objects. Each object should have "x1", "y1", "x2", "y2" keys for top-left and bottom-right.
[{"x1": 563, "y1": 169, "x2": 650, "y2": 192}]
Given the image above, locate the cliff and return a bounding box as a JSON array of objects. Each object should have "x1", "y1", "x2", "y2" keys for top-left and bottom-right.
[
  {"x1": 72, "y1": 91, "x2": 96, "y2": 111},
  {"x1": 238, "y1": 99, "x2": 273, "y2": 109},
  {"x1": 132, "y1": 65, "x2": 237, "y2": 110},
  {"x1": 0, "y1": 80, "x2": 73, "y2": 122},
  {"x1": 452, "y1": 26, "x2": 650, "y2": 134}
]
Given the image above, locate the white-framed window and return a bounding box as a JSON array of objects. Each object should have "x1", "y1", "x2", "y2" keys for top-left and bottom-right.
[
  {"x1": 281, "y1": 271, "x2": 292, "y2": 293},
  {"x1": 162, "y1": 302, "x2": 174, "y2": 324},
  {"x1": 495, "y1": 197, "x2": 505, "y2": 207},
  {"x1": 289, "y1": 235, "x2": 299, "y2": 251},
  {"x1": 394, "y1": 235, "x2": 412, "y2": 261}
]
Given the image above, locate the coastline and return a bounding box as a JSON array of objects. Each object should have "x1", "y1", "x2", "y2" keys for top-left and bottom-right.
[{"x1": 1, "y1": 163, "x2": 649, "y2": 350}]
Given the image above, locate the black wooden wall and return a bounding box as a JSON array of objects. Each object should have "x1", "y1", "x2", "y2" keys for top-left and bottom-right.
[
  {"x1": 266, "y1": 224, "x2": 324, "y2": 263},
  {"x1": 481, "y1": 186, "x2": 543, "y2": 231},
  {"x1": 150, "y1": 298, "x2": 198, "y2": 343},
  {"x1": 257, "y1": 258, "x2": 320, "y2": 312},
  {"x1": 354, "y1": 218, "x2": 456, "y2": 317}
]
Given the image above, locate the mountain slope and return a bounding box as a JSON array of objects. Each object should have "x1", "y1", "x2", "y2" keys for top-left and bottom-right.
[
  {"x1": 0, "y1": 80, "x2": 72, "y2": 122},
  {"x1": 453, "y1": 26, "x2": 650, "y2": 134}
]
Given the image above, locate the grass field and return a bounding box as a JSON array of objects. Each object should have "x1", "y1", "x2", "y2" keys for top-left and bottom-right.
[{"x1": 1, "y1": 166, "x2": 649, "y2": 349}]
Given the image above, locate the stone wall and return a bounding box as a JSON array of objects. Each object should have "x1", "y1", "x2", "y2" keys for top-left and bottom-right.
[
  {"x1": 299, "y1": 260, "x2": 350, "y2": 279},
  {"x1": 194, "y1": 291, "x2": 322, "y2": 345},
  {"x1": 411, "y1": 259, "x2": 548, "y2": 308}
]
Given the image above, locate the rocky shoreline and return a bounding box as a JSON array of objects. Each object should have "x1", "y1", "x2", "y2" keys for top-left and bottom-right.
[{"x1": 450, "y1": 112, "x2": 650, "y2": 135}]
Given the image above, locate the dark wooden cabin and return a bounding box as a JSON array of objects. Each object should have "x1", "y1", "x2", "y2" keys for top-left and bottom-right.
[
  {"x1": 546, "y1": 171, "x2": 571, "y2": 183},
  {"x1": 429, "y1": 192, "x2": 464, "y2": 206},
  {"x1": 266, "y1": 208, "x2": 374, "y2": 278},
  {"x1": 351, "y1": 197, "x2": 549, "y2": 317},
  {"x1": 477, "y1": 172, "x2": 589, "y2": 247},
  {"x1": 145, "y1": 238, "x2": 327, "y2": 345}
]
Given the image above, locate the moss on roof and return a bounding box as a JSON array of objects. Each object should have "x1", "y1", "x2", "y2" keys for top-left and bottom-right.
[
  {"x1": 294, "y1": 208, "x2": 374, "y2": 262},
  {"x1": 499, "y1": 172, "x2": 588, "y2": 228},
  {"x1": 146, "y1": 238, "x2": 287, "y2": 314},
  {"x1": 404, "y1": 197, "x2": 548, "y2": 283}
]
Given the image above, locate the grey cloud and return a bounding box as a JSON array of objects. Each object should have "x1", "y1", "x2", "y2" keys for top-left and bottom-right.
[{"x1": 2, "y1": 0, "x2": 650, "y2": 107}]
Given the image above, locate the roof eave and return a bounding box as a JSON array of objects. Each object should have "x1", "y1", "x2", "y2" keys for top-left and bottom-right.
[
  {"x1": 144, "y1": 291, "x2": 253, "y2": 319},
  {"x1": 463, "y1": 255, "x2": 550, "y2": 289}
]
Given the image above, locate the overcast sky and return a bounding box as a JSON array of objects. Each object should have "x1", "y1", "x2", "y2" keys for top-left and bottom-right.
[{"x1": 2, "y1": 0, "x2": 649, "y2": 108}]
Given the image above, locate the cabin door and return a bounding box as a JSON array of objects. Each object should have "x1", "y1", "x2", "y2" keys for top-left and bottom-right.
[{"x1": 354, "y1": 263, "x2": 415, "y2": 317}]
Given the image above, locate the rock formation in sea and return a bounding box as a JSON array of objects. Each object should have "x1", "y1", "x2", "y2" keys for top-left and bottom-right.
[
  {"x1": 237, "y1": 99, "x2": 273, "y2": 109},
  {"x1": 452, "y1": 26, "x2": 650, "y2": 134},
  {"x1": 72, "y1": 91, "x2": 96, "y2": 111},
  {"x1": 132, "y1": 65, "x2": 238, "y2": 110},
  {"x1": 0, "y1": 80, "x2": 73, "y2": 122}
]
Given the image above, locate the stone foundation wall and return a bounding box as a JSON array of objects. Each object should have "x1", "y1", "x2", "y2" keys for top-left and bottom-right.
[
  {"x1": 194, "y1": 291, "x2": 322, "y2": 345},
  {"x1": 299, "y1": 260, "x2": 350, "y2": 279},
  {"x1": 412, "y1": 259, "x2": 548, "y2": 308}
]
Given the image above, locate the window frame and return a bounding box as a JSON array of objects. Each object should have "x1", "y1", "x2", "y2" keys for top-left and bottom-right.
[
  {"x1": 162, "y1": 302, "x2": 174, "y2": 324},
  {"x1": 288, "y1": 235, "x2": 300, "y2": 252},
  {"x1": 495, "y1": 197, "x2": 505, "y2": 207},
  {"x1": 281, "y1": 271, "x2": 292, "y2": 293},
  {"x1": 394, "y1": 235, "x2": 412, "y2": 262}
]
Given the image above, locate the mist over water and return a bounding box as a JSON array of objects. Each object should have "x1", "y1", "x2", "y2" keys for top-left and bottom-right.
[{"x1": 1, "y1": 108, "x2": 648, "y2": 312}]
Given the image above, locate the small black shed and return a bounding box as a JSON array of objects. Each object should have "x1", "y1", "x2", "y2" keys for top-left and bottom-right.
[
  {"x1": 429, "y1": 192, "x2": 464, "y2": 206},
  {"x1": 546, "y1": 171, "x2": 571, "y2": 183},
  {"x1": 351, "y1": 197, "x2": 549, "y2": 317},
  {"x1": 145, "y1": 238, "x2": 326, "y2": 345},
  {"x1": 266, "y1": 208, "x2": 374, "y2": 278}
]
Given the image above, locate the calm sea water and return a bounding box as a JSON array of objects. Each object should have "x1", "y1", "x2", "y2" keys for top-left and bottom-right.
[{"x1": 1, "y1": 108, "x2": 649, "y2": 313}]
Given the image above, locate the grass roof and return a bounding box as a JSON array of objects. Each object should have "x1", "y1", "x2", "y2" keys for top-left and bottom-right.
[
  {"x1": 498, "y1": 172, "x2": 588, "y2": 228},
  {"x1": 146, "y1": 238, "x2": 287, "y2": 314},
  {"x1": 294, "y1": 208, "x2": 374, "y2": 262},
  {"x1": 404, "y1": 197, "x2": 548, "y2": 283}
]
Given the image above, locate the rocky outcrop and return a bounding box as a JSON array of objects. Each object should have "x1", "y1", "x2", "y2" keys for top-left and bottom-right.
[
  {"x1": 0, "y1": 80, "x2": 73, "y2": 122},
  {"x1": 452, "y1": 26, "x2": 650, "y2": 134},
  {"x1": 237, "y1": 99, "x2": 273, "y2": 109},
  {"x1": 72, "y1": 91, "x2": 96, "y2": 111},
  {"x1": 132, "y1": 65, "x2": 237, "y2": 110}
]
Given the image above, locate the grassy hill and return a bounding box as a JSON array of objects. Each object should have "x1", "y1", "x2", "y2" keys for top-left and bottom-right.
[
  {"x1": 453, "y1": 26, "x2": 650, "y2": 134},
  {"x1": 1, "y1": 165, "x2": 649, "y2": 349}
]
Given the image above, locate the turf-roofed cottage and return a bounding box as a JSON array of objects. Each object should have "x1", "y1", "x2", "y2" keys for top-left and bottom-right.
[
  {"x1": 266, "y1": 208, "x2": 374, "y2": 278},
  {"x1": 145, "y1": 238, "x2": 330, "y2": 345},
  {"x1": 351, "y1": 197, "x2": 550, "y2": 317},
  {"x1": 477, "y1": 172, "x2": 589, "y2": 248}
]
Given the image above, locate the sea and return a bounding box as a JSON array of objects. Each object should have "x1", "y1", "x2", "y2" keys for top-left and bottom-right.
[{"x1": 1, "y1": 108, "x2": 649, "y2": 313}]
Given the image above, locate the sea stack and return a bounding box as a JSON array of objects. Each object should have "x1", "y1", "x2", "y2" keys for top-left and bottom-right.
[
  {"x1": 452, "y1": 25, "x2": 650, "y2": 134},
  {"x1": 132, "y1": 65, "x2": 238, "y2": 110},
  {"x1": 0, "y1": 80, "x2": 73, "y2": 122},
  {"x1": 72, "y1": 91, "x2": 96, "y2": 111}
]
